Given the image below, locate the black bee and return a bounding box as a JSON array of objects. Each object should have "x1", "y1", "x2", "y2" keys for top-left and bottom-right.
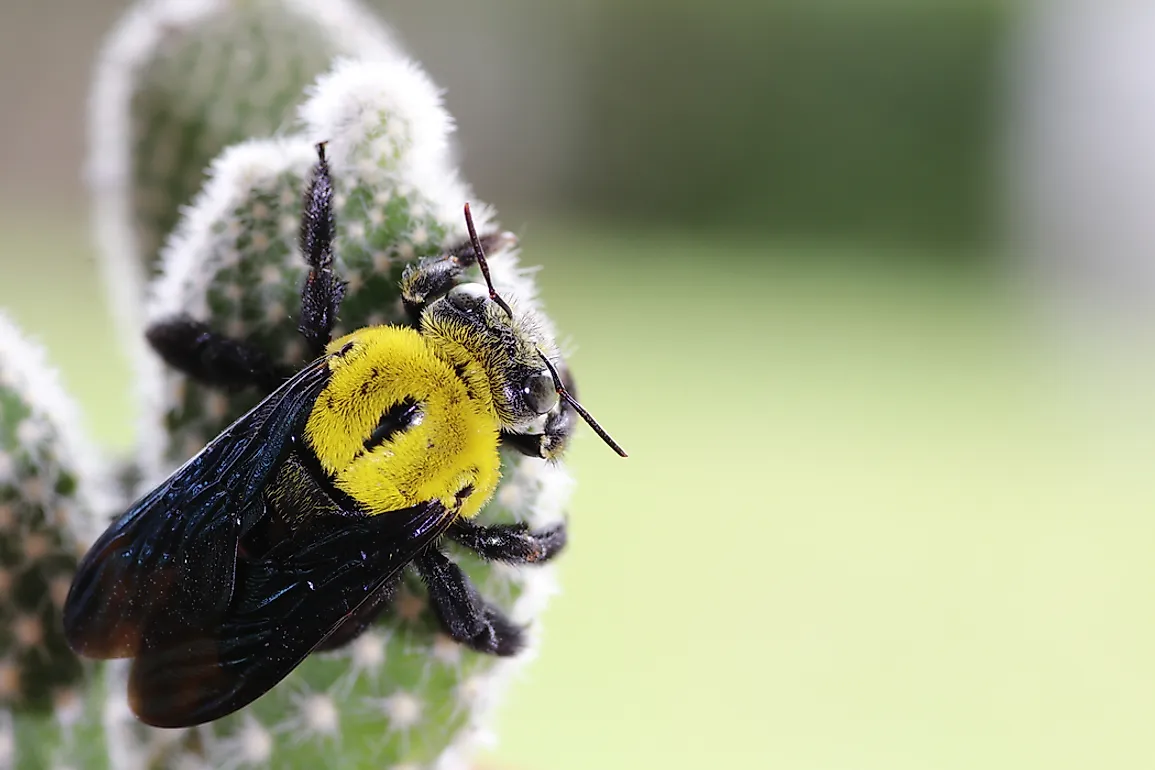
[{"x1": 63, "y1": 144, "x2": 624, "y2": 728}]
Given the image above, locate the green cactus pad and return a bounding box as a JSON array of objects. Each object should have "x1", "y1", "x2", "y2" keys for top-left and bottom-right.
[
  {"x1": 80, "y1": 3, "x2": 573, "y2": 766},
  {"x1": 108, "y1": 56, "x2": 572, "y2": 770},
  {"x1": 0, "y1": 314, "x2": 113, "y2": 769},
  {"x1": 90, "y1": 0, "x2": 405, "y2": 342}
]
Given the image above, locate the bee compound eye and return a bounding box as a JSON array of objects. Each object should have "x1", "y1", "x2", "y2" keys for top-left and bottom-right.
[
  {"x1": 522, "y1": 371, "x2": 559, "y2": 415},
  {"x1": 447, "y1": 283, "x2": 488, "y2": 313}
]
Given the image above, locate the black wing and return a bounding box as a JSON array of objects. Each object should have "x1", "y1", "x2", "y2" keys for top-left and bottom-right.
[
  {"x1": 126, "y1": 501, "x2": 454, "y2": 728},
  {"x1": 62, "y1": 358, "x2": 332, "y2": 659}
]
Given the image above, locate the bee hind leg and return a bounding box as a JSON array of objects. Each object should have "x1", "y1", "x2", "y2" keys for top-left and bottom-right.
[
  {"x1": 414, "y1": 547, "x2": 524, "y2": 656},
  {"x1": 146, "y1": 316, "x2": 288, "y2": 392},
  {"x1": 312, "y1": 572, "x2": 402, "y2": 652}
]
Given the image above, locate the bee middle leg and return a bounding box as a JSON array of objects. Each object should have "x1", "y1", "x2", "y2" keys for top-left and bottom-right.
[
  {"x1": 146, "y1": 316, "x2": 288, "y2": 392},
  {"x1": 448, "y1": 519, "x2": 567, "y2": 564},
  {"x1": 297, "y1": 142, "x2": 346, "y2": 358},
  {"x1": 415, "y1": 547, "x2": 524, "y2": 656}
]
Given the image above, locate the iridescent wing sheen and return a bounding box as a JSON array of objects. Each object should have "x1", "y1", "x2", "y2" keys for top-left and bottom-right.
[
  {"x1": 126, "y1": 500, "x2": 454, "y2": 728},
  {"x1": 62, "y1": 358, "x2": 332, "y2": 659}
]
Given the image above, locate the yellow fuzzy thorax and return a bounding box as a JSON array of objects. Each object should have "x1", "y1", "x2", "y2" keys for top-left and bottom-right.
[
  {"x1": 303, "y1": 326, "x2": 502, "y2": 519},
  {"x1": 420, "y1": 312, "x2": 529, "y2": 426}
]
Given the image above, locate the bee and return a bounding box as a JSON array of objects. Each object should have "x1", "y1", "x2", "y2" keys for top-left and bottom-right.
[{"x1": 62, "y1": 143, "x2": 625, "y2": 728}]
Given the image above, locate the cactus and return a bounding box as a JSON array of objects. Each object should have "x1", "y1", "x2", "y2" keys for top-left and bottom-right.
[
  {"x1": 89, "y1": 0, "x2": 404, "y2": 343},
  {"x1": 0, "y1": 0, "x2": 574, "y2": 767},
  {"x1": 0, "y1": 314, "x2": 113, "y2": 770}
]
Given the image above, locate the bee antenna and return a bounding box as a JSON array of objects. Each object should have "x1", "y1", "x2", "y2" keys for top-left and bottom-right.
[
  {"x1": 463, "y1": 203, "x2": 515, "y2": 319},
  {"x1": 537, "y1": 349, "x2": 628, "y2": 458}
]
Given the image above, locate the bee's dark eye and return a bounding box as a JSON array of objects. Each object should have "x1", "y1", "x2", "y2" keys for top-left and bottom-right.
[
  {"x1": 522, "y1": 371, "x2": 558, "y2": 415},
  {"x1": 447, "y1": 283, "x2": 488, "y2": 313}
]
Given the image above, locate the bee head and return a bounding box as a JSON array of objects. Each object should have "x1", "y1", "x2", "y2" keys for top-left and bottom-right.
[
  {"x1": 421, "y1": 204, "x2": 626, "y2": 456},
  {"x1": 423, "y1": 279, "x2": 558, "y2": 426}
]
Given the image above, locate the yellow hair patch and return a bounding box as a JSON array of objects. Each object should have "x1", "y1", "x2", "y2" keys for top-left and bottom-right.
[{"x1": 304, "y1": 327, "x2": 501, "y2": 518}]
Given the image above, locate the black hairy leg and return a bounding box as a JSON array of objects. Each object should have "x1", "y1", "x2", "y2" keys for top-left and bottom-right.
[
  {"x1": 146, "y1": 316, "x2": 287, "y2": 392},
  {"x1": 297, "y1": 142, "x2": 347, "y2": 357},
  {"x1": 500, "y1": 406, "x2": 574, "y2": 460},
  {"x1": 148, "y1": 145, "x2": 347, "y2": 391},
  {"x1": 448, "y1": 519, "x2": 567, "y2": 564},
  {"x1": 313, "y1": 521, "x2": 564, "y2": 653},
  {"x1": 501, "y1": 359, "x2": 578, "y2": 460},
  {"x1": 414, "y1": 547, "x2": 523, "y2": 656},
  {"x1": 399, "y1": 231, "x2": 518, "y2": 322},
  {"x1": 312, "y1": 572, "x2": 402, "y2": 652}
]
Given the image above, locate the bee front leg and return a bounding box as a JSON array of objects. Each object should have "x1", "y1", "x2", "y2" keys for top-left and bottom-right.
[
  {"x1": 414, "y1": 547, "x2": 523, "y2": 656},
  {"x1": 399, "y1": 231, "x2": 518, "y2": 323},
  {"x1": 500, "y1": 360, "x2": 578, "y2": 460},
  {"x1": 146, "y1": 316, "x2": 288, "y2": 392},
  {"x1": 500, "y1": 406, "x2": 574, "y2": 460}
]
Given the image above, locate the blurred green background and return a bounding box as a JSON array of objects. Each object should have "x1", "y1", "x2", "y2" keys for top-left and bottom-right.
[{"x1": 6, "y1": 1, "x2": 1155, "y2": 769}]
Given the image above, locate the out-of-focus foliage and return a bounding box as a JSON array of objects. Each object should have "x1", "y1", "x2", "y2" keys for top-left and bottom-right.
[
  {"x1": 2, "y1": 0, "x2": 1012, "y2": 252},
  {"x1": 568, "y1": 2, "x2": 1006, "y2": 247}
]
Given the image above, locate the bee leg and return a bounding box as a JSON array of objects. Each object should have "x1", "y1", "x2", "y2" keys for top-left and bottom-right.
[
  {"x1": 414, "y1": 547, "x2": 523, "y2": 656},
  {"x1": 312, "y1": 572, "x2": 402, "y2": 652},
  {"x1": 449, "y1": 519, "x2": 567, "y2": 564},
  {"x1": 499, "y1": 413, "x2": 573, "y2": 460},
  {"x1": 500, "y1": 361, "x2": 578, "y2": 460},
  {"x1": 399, "y1": 231, "x2": 518, "y2": 322},
  {"x1": 146, "y1": 316, "x2": 287, "y2": 392},
  {"x1": 297, "y1": 142, "x2": 347, "y2": 358}
]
